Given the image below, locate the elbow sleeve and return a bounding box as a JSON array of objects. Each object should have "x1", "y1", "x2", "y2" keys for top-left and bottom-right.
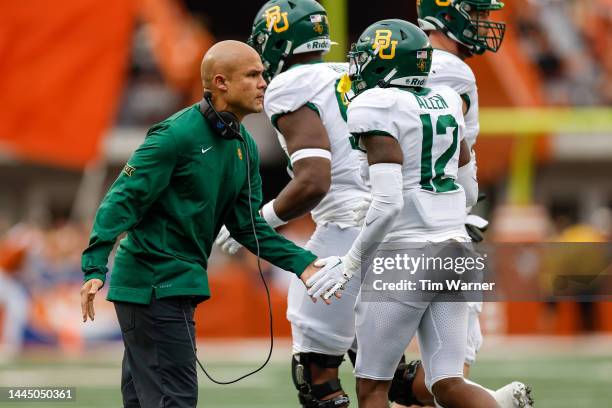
[
  {"x1": 369, "y1": 163, "x2": 404, "y2": 220},
  {"x1": 457, "y1": 160, "x2": 478, "y2": 207},
  {"x1": 363, "y1": 163, "x2": 404, "y2": 242},
  {"x1": 344, "y1": 163, "x2": 403, "y2": 270}
]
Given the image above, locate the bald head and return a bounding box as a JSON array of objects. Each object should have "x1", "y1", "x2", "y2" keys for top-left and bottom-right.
[
  {"x1": 201, "y1": 40, "x2": 261, "y2": 88},
  {"x1": 199, "y1": 40, "x2": 266, "y2": 120}
]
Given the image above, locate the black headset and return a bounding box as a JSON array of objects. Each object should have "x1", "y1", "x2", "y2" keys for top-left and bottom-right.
[{"x1": 200, "y1": 91, "x2": 243, "y2": 141}]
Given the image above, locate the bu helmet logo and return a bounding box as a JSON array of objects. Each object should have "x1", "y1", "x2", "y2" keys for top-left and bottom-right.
[
  {"x1": 435, "y1": 0, "x2": 452, "y2": 5},
  {"x1": 373, "y1": 29, "x2": 398, "y2": 60},
  {"x1": 417, "y1": 59, "x2": 427, "y2": 72},
  {"x1": 264, "y1": 5, "x2": 289, "y2": 33},
  {"x1": 416, "y1": 50, "x2": 429, "y2": 72}
]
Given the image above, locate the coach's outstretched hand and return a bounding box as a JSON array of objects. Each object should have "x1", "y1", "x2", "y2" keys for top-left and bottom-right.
[
  {"x1": 80, "y1": 278, "x2": 103, "y2": 322},
  {"x1": 302, "y1": 256, "x2": 352, "y2": 304}
]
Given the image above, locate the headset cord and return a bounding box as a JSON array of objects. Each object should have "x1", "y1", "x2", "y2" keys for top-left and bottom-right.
[{"x1": 182, "y1": 138, "x2": 274, "y2": 384}]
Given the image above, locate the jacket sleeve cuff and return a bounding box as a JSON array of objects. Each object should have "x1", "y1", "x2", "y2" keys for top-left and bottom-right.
[
  {"x1": 292, "y1": 252, "x2": 317, "y2": 278},
  {"x1": 83, "y1": 271, "x2": 106, "y2": 287}
]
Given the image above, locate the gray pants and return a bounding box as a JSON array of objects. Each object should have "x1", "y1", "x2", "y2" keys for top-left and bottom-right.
[
  {"x1": 115, "y1": 296, "x2": 197, "y2": 408},
  {"x1": 354, "y1": 299, "x2": 468, "y2": 391},
  {"x1": 354, "y1": 243, "x2": 470, "y2": 391}
]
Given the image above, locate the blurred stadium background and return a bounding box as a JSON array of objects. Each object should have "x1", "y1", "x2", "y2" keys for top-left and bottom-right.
[{"x1": 1, "y1": 0, "x2": 612, "y2": 406}]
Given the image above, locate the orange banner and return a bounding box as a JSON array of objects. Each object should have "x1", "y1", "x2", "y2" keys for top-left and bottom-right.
[{"x1": 0, "y1": 0, "x2": 135, "y2": 169}]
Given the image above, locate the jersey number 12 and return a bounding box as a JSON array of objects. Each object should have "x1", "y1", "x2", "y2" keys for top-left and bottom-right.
[{"x1": 419, "y1": 113, "x2": 459, "y2": 193}]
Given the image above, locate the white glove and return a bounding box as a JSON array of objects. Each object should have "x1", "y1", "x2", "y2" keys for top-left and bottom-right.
[
  {"x1": 306, "y1": 256, "x2": 354, "y2": 301},
  {"x1": 465, "y1": 214, "x2": 489, "y2": 230},
  {"x1": 353, "y1": 195, "x2": 372, "y2": 226},
  {"x1": 464, "y1": 214, "x2": 489, "y2": 243},
  {"x1": 214, "y1": 225, "x2": 243, "y2": 255}
]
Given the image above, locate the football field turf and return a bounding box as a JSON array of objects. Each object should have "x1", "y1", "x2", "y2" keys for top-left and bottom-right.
[{"x1": 1, "y1": 338, "x2": 611, "y2": 407}]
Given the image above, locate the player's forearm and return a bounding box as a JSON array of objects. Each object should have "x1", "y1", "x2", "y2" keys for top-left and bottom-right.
[
  {"x1": 274, "y1": 177, "x2": 328, "y2": 221},
  {"x1": 344, "y1": 163, "x2": 403, "y2": 271},
  {"x1": 272, "y1": 156, "x2": 331, "y2": 226}
]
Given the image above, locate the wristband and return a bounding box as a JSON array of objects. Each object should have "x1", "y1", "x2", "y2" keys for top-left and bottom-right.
[{"x1": 261, "y1": 200, "x2": 287, "y2": 228}]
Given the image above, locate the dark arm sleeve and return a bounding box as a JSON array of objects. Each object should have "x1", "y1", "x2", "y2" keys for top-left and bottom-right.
[
  {"x1": 224, "y1": 139, "x2": 316, "y2": 277},
  {"x1": 81, "y1": 126, "x2": 177, "y2": 283}
]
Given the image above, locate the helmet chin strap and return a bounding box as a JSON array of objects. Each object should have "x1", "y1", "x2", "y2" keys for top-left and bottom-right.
[
  {"x1": 274, "y1": 40, "x2": 293, "y2": 78},
  {"x1": 442, "y1": 26, "x2": 475, "y2": 52},
  {"x1": 376, "y1": 67, "x2": 398, "y2": 88},
  {"x1": 457, "y1": 42, "x2": 476, "y2": 59}
]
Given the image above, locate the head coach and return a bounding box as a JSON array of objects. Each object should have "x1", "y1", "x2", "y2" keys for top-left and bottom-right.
[{"x1": 79, "y1": 40, "x2": 340, "y2": 408}]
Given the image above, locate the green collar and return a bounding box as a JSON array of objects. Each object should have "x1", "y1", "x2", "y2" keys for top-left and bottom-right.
[{"x1": 395, "y1": 86, "x2": 431, "y2": 96}]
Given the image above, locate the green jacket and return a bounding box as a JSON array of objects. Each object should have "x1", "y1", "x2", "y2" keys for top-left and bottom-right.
[{"x1": 82, "y1": 104, "x2": 316, "y2": 304}]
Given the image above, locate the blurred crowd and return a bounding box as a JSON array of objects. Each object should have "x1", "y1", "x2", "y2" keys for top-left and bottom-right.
[
  {"x1": 116, "y1": 24, "x2": 183, "y2": 127},
  {"x1": 115, "y1": 0, "x2": 612, "y2": 129},
  {"x1": 0, "y1": 217, "x2": 313, "y2": 359},
  {"x1": 0, "y1": 204, "x2": 610, "y2": 358},
  {"x1": 0, "y1": 221, "x2": 89, "y2": 360},
  {"x1": 514, "y1": 0, "x2": 612, "y2": 105}
]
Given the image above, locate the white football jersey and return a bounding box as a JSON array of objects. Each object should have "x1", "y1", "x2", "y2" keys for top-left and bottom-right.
[
  {"x1": 427, "y1": 49, "x2": 479, "y2": 149},
  {"x1": 428, "y1": 51, "x2": 483, "y2": 312},
  {"x1": 264, "y1": 63, "x2": 369, "y2": 227},
  {"x1": 347, "y1": 86, "x2": 469, "y2": 242}
]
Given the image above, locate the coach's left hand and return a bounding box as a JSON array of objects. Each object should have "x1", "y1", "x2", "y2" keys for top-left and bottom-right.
[{"x1": 80, "y1": 278, "x2": 104, "y2": 322}]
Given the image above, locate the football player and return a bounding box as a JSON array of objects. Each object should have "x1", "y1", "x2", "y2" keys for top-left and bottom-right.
[
  {"x1": 307, "y1": 19, "x2": 495, "y2": 408},
  {"x1": 386, "y1": 2, "x2": 533, "y2": 407},
  {"x1": 216, "y1": 0, "x2": 369, "y2": 406}
]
